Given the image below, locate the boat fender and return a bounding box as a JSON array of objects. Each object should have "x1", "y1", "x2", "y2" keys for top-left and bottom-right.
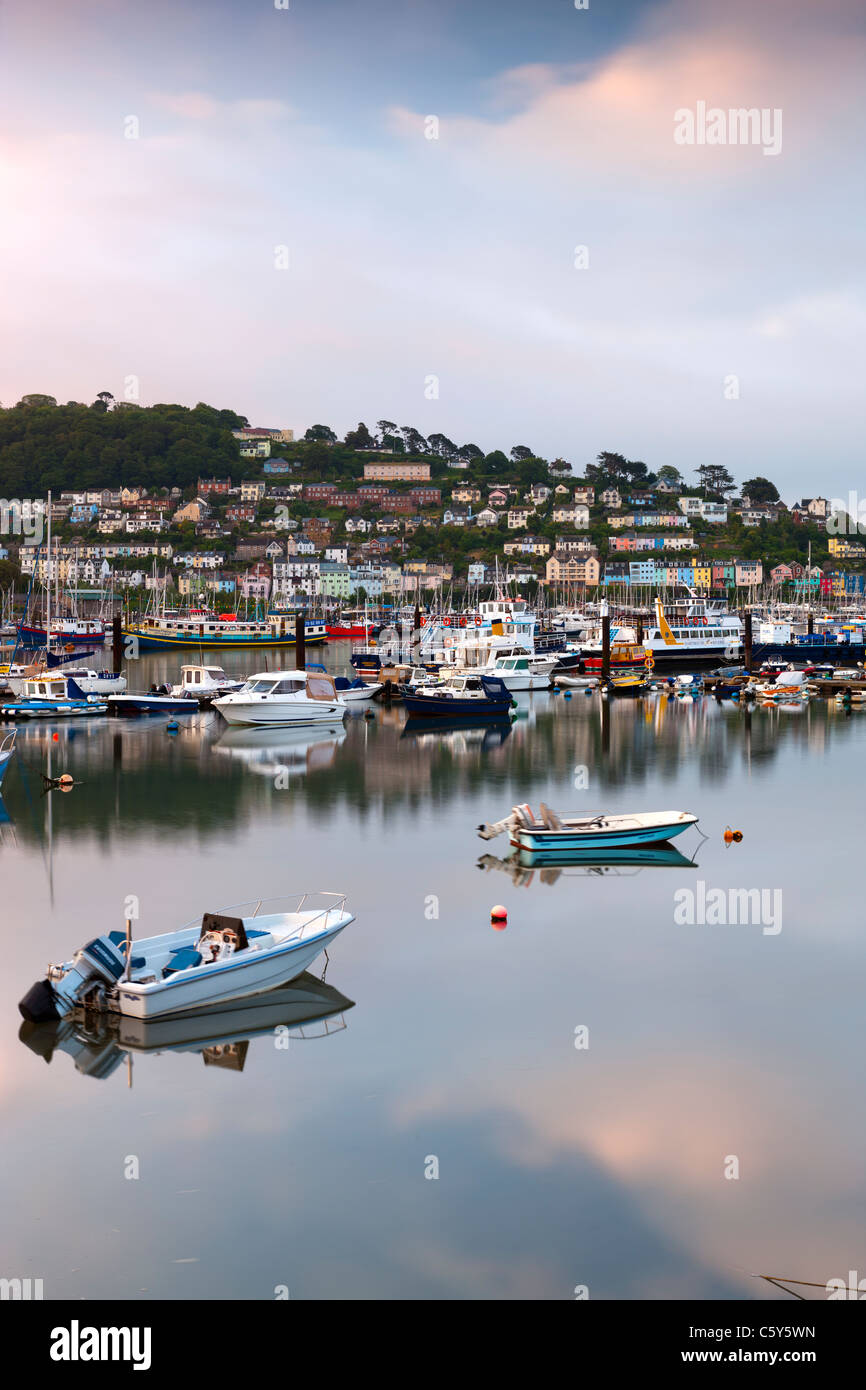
[{"x1": 18, "y1": 979, "x2": 60, "y2": 1023}]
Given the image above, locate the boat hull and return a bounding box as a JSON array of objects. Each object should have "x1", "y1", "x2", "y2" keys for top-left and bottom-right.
[
  {"x1": 214, "y1": 699, "x2": 346, "y2": 727},
  {"x1": 753, "y1": 641, "x2": 866, "y2": 664},
  {"x1": 108, "y1": 695, "x2": 197, "y2": 714},
  {"x1": 514, "y1": 819, "x2": 695, "y2": 852},
  {"x1": 123, "y1": 627, "x2": 328, "y2": 651},
  {"x1": 402, "y1": 694, "x2": 514, "y2": 718}
]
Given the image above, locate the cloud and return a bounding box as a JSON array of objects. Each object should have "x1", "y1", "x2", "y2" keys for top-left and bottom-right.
[{"x1": 1, "y1": 0, "x2": 863, "y2": 491}]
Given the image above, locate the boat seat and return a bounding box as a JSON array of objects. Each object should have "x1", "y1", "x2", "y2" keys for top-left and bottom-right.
[
  {"x1": 162, "y1": 947, "x2": 203, "y2": 978},
  {"x1": 538, "y1": 802, "x2": 563, "y2": 831},
  {"x1": 513, "y1": 803, "x2": 538, "y2": 829}
]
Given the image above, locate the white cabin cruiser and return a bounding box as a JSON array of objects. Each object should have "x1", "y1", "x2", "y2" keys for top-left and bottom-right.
[
  {"x1": 214, "y1": 670, "x2": 347, "y2": 727},
  {"x1": 19, "y1": 894, "x2": 355, "y2": 1022},
  {"x1": 480, "y1": 649, "x2": 557, "y2": 691}
]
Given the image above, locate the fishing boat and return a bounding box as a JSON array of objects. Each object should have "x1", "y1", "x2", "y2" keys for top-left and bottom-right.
[
  {"x1": 19, "y1": 893, "x2": 355, "y2": 1023},
  {"x1": 169, "y1": 664, "x2": 246, "y2": 705},
  {"x1": 0, "y1": 731, "x2": 16, "y2": 784},
  {"x1": 213, "y1": 671, "x2": 346, "y2": 727},
  {"x1": 19, "y1": 974, "x2": 354, "y2": 1080},
  {"x1": 402, "y1": 674, "x2": 515, "y2": 719},
  {"x1": 478, "y1": 804, "x2": 698, "y2": 852},
  {"x1": 0, "y1": 675, "x2": 108, "y2": 720}
]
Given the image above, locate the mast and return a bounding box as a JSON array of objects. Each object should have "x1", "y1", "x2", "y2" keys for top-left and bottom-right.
[{"x1": 46, "y1": 490, "x2": 52, "y2": 656}]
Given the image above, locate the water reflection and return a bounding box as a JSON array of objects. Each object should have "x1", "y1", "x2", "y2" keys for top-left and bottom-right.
[
  {"x1": 2, "y1": 655, "x2": 865, "y2": 1300},
  {"x1": 478, "y1": 844, "x2": 700, "y2": 887},
  {"x1": 18, "y1": 974, "x2": 354, "y2": 1082},
  {"x1": 0, "y1": 690, "x2": 858, "y2": 845}
]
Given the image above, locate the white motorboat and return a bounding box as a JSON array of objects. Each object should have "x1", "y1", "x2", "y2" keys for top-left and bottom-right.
[
  {"x1": 214, "y1": 670, "x2": 347, "y2": 727},
  {"x1": 19, "y1": 893, "x2": 355, "y2": 1022},
  {"x1": 478, "y1": 804, "x2": 699, "y2": 852},
  {"x1": 170, "y1": 663, "x2": 246, "y2": 704},
  {"x1": 479, "y1": 649, "x2": 557, "y2": 691}
]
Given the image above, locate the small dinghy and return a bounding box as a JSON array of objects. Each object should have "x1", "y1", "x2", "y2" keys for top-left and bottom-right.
[
  {"x1": 19, "y1": 893, "x2": 354, "y2": 1023},
  {"x1": 333, "y1": 676, "x2": 383, "y2": 701},
  {"x1": 553, "y1": 674, "x2": 598, "y2": 690},
  {"x1": 478, "y1": 803, "x2": 698, "y2": 852}
]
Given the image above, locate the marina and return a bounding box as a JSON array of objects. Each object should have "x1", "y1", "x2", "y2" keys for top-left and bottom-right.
[{"x1": 1, "y1": 639, "x2": 865, "y2": 1301}]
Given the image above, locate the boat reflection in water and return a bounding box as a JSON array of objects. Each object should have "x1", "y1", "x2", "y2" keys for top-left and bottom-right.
[
  {"x1": 18, "y1": 973, "x2": 354, "y2": 1081},
  {"x1": 213, "y1": 723, "x2": 346, "y2": 778},
  {"x1": 401, "y1": 715, "x2": 513, "y2": 749},
  {"x1": 477, "y1": 843, "x2": 699, "y2": 886}
]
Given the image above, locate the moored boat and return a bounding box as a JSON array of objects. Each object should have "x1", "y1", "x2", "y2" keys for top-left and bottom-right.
[
  {"x1": 478, "y1": 804, "x2": 698, "y2": 852},
  {"x1": 402, "y1": 674, "x2": 515, "y2": 719},
  {"x1": 0, "y1": 674, "x2": 108, "y2": 720},
  {"x1": 19, "y1": 893, "x2": 355, "y2": 1023},
  {"x1": 214, "y1": 670, "x2": 346, "y2": 727}
]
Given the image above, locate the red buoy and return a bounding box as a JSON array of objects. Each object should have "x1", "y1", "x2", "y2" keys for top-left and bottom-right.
[{"x1": 491, "y1": 904, "x2": 508, "y2": 930}]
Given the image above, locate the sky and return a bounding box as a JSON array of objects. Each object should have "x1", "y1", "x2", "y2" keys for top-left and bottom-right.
[{"x1": 0, "y1": 0, "x2": 864, "y2": 499}]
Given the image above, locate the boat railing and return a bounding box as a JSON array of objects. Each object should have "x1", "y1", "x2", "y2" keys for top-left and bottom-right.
[{"x1": 177, "y1": 891, "x2": 349, "y2": 935}]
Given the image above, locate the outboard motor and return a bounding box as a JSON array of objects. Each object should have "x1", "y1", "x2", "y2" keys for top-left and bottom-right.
[{"x1": 19, "y1": 934, "x2": 127, "y2": 1022}]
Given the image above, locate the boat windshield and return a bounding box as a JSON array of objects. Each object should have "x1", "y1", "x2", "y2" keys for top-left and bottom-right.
[{"x1": 249, "y1": 679, "x2": 277, "y2": 693}]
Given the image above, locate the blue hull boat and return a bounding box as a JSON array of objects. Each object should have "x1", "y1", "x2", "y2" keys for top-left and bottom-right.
[
  {"x1": 402, "y1": 674, "x2": 515, "y2": 720},
  {"x1": 108, "y1": 694, "x2": 198, "y2": 715},
  {"x1": 479, "y1": 804, "x2": 699, "y2": 852}
]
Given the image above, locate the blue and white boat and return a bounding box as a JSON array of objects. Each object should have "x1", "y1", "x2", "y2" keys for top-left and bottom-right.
[
  {"x1": 19, "y1": 893, "x2": 355, "y2": 1023},
  {"x1": 478, "y1": 804, "x2": 698, "y2": 852},
  {"x1": 108, "y1": 691, "x2": 198, "y2": 715},
  {"x1": 0, "y1": 731, "x2": 16, "y2": 784},
  {"x1": 402, "y1": 673, "x2": 515, "y2": 719},
  {"x1": 0, "y1": 675, "x2": 108, "y2": 719}
]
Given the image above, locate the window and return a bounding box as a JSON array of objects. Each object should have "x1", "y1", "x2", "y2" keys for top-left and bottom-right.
[
  {"x1": 250, "y1": 680, "x2": 277, "y2": 694},
  {"x1": 273, "y1": 679, "x2": 301, "y2": 695}
]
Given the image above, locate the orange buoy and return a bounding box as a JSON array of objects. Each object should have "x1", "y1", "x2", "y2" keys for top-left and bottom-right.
[
  {"x1": 723, "y1": 826, "x2": 744, "y2": 845},
  {"x1": 491, "y1": 904, "x2": 508, "y2": 929},
  {"x1": 58, "y1": 773, "x2": 74, "y2": 791}
]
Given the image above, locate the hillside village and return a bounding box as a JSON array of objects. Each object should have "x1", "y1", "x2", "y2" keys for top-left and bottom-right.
[{"x1": 1, "y1": 403, "x2": 863, "y2": 607}]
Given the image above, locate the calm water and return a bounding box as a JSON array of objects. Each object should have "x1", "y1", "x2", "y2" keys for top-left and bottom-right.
[{"x1": 1, "y1": 646, "x2": 864, "y2": 1301}]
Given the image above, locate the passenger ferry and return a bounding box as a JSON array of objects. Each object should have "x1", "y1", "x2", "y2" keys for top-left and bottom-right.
[
  {"x1": 123, "y1": 609, "x2": 328, "y2": 651},
  {"x1": 582, "y1": 593, "x2": 742, "y2": 666}
]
